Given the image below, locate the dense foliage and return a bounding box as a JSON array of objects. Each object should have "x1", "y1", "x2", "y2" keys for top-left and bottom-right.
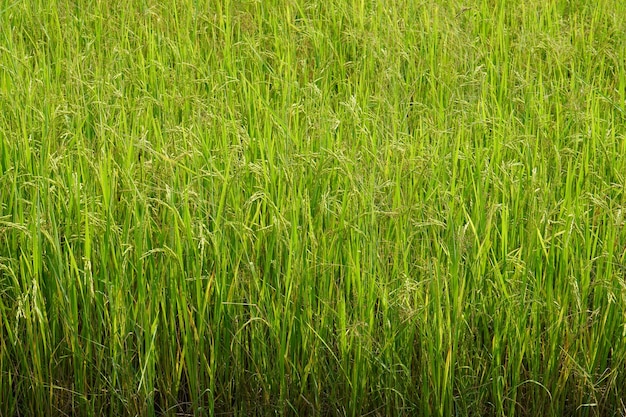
[{"x1": 0, "y1": 0, "x2": 625, "y2": 415}]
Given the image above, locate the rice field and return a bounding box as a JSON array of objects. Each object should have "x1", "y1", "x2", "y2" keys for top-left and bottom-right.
[{"x1": 1, "y1": 0, "x2": 625, "y2": 415}]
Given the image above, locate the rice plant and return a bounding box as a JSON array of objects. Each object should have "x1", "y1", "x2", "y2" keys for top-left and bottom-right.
[{"x1": 0, "y1": 0, "x2": 625, "y2": 415}]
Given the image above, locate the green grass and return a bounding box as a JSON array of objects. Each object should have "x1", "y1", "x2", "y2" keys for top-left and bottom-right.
[{"x1": 1, "y1": 0, "x2": 625, "y2": 415}]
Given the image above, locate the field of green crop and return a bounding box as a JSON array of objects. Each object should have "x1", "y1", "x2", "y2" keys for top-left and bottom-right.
[{"x1": 1, "y1": 0, "x2": 625, "y2": 415}]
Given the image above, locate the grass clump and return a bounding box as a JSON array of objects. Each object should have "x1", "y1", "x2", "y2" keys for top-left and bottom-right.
[{"x1": 1, "y1": 0, "x2": 625, "y2": 415}]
